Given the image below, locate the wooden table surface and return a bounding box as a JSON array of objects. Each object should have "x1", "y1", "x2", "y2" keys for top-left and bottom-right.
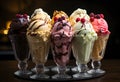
[{"x1": 0, "y1": 59, "x2": 120, "y2": 82}]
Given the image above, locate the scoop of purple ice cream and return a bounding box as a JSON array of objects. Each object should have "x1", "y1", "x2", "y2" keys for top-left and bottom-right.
[{"x1": 51, "y1": 16, "x2": 73, "y2": 66}]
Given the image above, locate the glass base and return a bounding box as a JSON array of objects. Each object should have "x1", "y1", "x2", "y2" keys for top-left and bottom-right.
[
  {"x1": 52, "y1": 73, "x2": 71, "y2": 79},
  {"x1": 88, "y1": 69, "x2": 106, "y2": 75},
  {"x1": 73, "y1": 72, "x2": 92, "y2": 79},
  {"x1": 51, "y1": 66, "x2": 70, "y2": 72},
  {"x1": 31, "y1": 67, "x2": 49, "y2": 73},
  {"x1": 30, "y1": 73, "x2": 49, "y2": 80},
  {"x1": 71, "y1": 66, "x2": 80, "y2": 72},
  {"x1": 14, "y1": 70, "x2": 32, "y2": 78}
]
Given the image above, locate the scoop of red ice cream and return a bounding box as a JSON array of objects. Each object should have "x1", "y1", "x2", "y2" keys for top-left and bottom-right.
[{"x1": 90, "y1": 13, "x2": 110, "y2": 35}]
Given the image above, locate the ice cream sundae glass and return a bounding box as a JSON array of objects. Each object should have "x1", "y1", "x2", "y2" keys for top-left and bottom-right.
[
  {"x1": 51, "y1": 10, "x2": 73, "y2": 79},
  {"x1": 27, "y1": 8, "x2": 52, "y2": 79},
  {"x1": 88, "y1": 13, "x2": 110, "y2": 75},
  {"x1": 8, "y1": 14, "x2": 32, "y2": 77},
  {"x1": 70, "y1": 8, "x2": 97, "y2": 78}
]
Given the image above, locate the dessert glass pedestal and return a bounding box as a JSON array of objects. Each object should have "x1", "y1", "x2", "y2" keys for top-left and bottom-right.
[
  {"x1": 27, "y1": 35, "x2": 50, "y2": 80},
  {"x1": 72, "y1": 36, "x2": 95, "y2": 78},
  {"x1": 71, "y1": 62, "x2": 80, "y2": 72},
  {"x1": 88, "y1": 34, "x2": 110, "y2": 76},
  {"x1": 9, "y1": 34, "x2": 32, "y2": 78},
  {"x1": 51, "y1": 66, "x2": 70, "y2": 72},
  {"x1": 31, "y1": 66, "x2": 49, "y2": 73},
  {"x1": 88, "y1": 61, "x2": 106, "y2": 76},
  {"x1": 51, "y1": 38, "x2": 72, "y2": 79}
]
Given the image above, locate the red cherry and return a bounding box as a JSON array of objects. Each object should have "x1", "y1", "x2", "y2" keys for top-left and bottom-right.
[
  {"x1": 58, "y1": 18, "x2": 62, "y2": 21},
  {"x1": 54, "y1": 17, "x2": 58, "y2": 22},
  {"x1": 76, "y1": 18, "x2": 81, "y2": 22},
  {"x1": 90, "y1": 17, "x2": 94, "y2": 22},
  {"x1": 100, "y1": 14, "x2": 104, "y2": 18},
  {"x1": 16, "y1": 14, "x2": 22, "y2": 18},
  {"x1": 95, "y1": 14, "x2": 100, "y2": 19},
  {"x1": 23, "y1": 14, "x2": 28, "y2": 19},
  {"x1": 89, "y1": 12, "x2": 94, "y2": 17},
  {"x1": 61, "y1": 16, "x2": 65, "y2": 20},
  {"x1": 81, "y1": 18, "x2": 86, "y2": 24}
]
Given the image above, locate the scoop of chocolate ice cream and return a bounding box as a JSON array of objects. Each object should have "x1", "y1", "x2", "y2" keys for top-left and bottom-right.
[{"x1": 8, "y1": 14, "x2": 29, "y2": 35}]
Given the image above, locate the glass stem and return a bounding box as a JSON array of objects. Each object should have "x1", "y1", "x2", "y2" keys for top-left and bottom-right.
[
  {"x1": 78, "y1": 64, "x2": 88, "y2": 73},
  {"x1": 76, "y1": 62, "x2": 81, "y2": 72},
  {"x1": 18, "y1": 61, "x2": 28, "y2": 73},
  {"x1": 91, "y1": 60, "x2": 101, "y2": 70},
  {"x1": 35, "y1": 64, "x2": 44, "y2": 75},
  {"x1": 58, "y1": 65, "x2": 66, "y2": 75}
]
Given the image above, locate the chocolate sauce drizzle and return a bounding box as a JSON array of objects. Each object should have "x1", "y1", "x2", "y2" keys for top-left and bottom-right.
[{"x1": 28, "y1": 18, "x2": 47, "y2": 35}]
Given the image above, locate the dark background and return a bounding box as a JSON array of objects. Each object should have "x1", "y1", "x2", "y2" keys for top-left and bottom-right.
[{"x1": 0, "y1": 0, "x2": 120, "y2": 60}]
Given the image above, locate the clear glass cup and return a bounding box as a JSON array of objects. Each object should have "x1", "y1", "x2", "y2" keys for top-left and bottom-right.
[
  {"x1": 51, "y1": 37, "x2": 72, "y2": 79},
  {"x1": 27, "y1": 35, "x2": 50, "y2": 79},
  {"x1": 72, "y1": 36, "x2": 95, "y2": 78},
  {"x1": 71, "y1": 61, "x2": 80, "y2": 72},
  {"x1": 88, "y1": 34, "x2": 110, "y2": 75},
  {"x1": 9, "y1": 34, "x2": 32, "y2": 77}
]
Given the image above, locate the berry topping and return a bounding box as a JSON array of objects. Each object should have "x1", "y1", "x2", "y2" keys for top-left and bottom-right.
[
  {"x1": 58, "y1": 18, "x2": 62, "y2": 21},
  {"x1": 90, "y1": 17, "x2": 94, "y2": 22},
  {"x1": 95, "y1": 14, "x2": 100, "y2": 19},
  {"x1": 81, "y1": 18, "x2": 86, "y2": 24},
  {"x1": 16, "y1": 14, "x2": 28, "y2": 19},
  {"x1": 100, "y1": 14, "x2": 104, "y2": 18},
  {"x1": 61, "y1": 16, "x2": 65, "y2": 20},
  {"x1": 54, "y1": 17, "x2": 58, "y2": 22},
  {"x1": 90, "y1": 12, "x2": 104, "y2": 19},
  {"x1": 89, "y1": 12, "x2": 94, "y2": 17},
  {"x1": 23, "y1": 14, "x2": 28, "y2": 19},
  {"x1": 76, "y1": 17, "x2": 81, "y2": 22},
  {"x1": 16, "y1": 14, "x2": 23, "y2": 18}
]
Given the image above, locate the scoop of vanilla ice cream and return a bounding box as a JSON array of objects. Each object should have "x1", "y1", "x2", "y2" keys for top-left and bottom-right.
[
  {"x1": 71, "y1": 8, "x2": 98, "y2": 64},
  {"x1": 27, "y1": 8, "x2": 51, "y2": 41},
  {"x1": 70, "y1": 8, "x2": 90, "y2": 26},
  {"x1": 70, "y1": 8, "x2": 97, "y2": 41}
]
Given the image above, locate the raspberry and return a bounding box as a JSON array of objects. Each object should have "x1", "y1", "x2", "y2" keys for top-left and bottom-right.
[
  {"x1": 61, "y1": 16, "x2": 65, "y2": 20},
  {"x1": 95, "y1": 14, "x2": 100, "y2": 19},
  {"x1": 23, "y1": 14, "x2": 28, "y2": 19},
  {"x1": 81, "y1": 18, "x2": 86, "y2": 24},
  {"x1": 54, "y1": 17, "x2": 58, "y2": 22},
  {"x1": 89, "y1": 12, "x2": 94, "y2": 17},
  {"x1": 100, "y1": 14, "x2": 104, "y2": 18},
  {"x1": 16, "y1": 14, "x2": 22, "y2": 18},
  {"x1": 90, "y1": 17, "x2": 94, "y2": 22},
  {"x1": 58, "y1": 18, "x2": 62, "y2": 21},
  {"x1": 76, "y1": 17, "x2": 81, "y2": 22}
]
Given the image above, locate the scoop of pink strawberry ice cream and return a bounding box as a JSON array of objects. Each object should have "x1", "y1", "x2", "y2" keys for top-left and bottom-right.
[{"x1": 90, "y1": 13, "x2": 110, "y2": 35}]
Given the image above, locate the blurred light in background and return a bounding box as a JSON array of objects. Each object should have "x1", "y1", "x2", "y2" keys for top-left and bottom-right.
[{"x1": 0, "y1": 21, "x2": 11, "y2": 35}]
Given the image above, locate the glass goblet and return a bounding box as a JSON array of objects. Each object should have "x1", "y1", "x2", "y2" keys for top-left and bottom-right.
[
  {"x1": 31, "y1": 66, "x2": 49, "y2": 73},
  {"x1": 88, "y1": 34, "x2": 110, "y2": 75},
  {"x1": 27, "y1": 36, "x2": 50, "y2": 79},
  {"x1": 9, "y1": 34, "x2": 32, "y2": 77},
  {"x1": 72, "y1": 36, "x2": 95, "y2": 79},
  {"x1": 51, "y1": 38, "x2": 72, "y2": 79},
  {"x1": 71, "y1": 61, "x2": 81, "y2": 72}
]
